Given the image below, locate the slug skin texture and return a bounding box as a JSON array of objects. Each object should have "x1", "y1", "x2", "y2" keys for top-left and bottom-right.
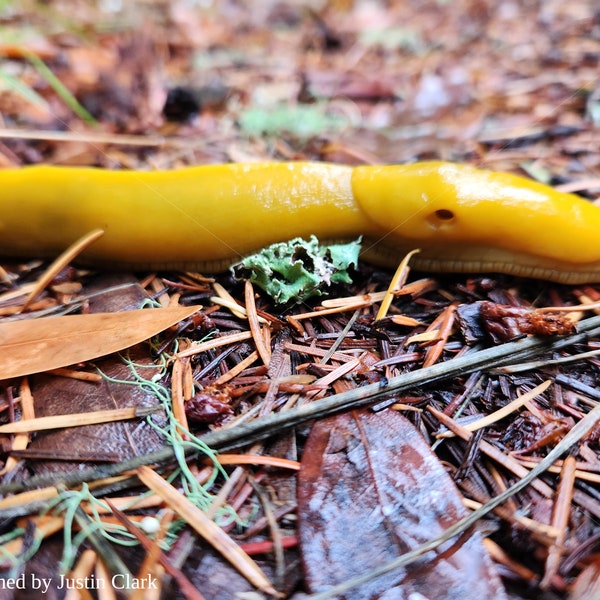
[{"x1": 1, "y1": 161, "x2": 599, "y2": 283}]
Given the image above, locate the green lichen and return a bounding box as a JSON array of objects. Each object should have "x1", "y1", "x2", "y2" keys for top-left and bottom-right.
[{"x1": 232, "y1": 236, "x2": 361, "y2": 305}]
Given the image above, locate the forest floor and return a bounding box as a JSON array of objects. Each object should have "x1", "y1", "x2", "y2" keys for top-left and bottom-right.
[{"x1": 1, "y1": 1, "x2": 600, "y2": 599}]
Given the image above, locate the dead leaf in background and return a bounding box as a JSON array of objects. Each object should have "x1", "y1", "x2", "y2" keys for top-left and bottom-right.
[{"x1": 0, "y1": 305, "x2": 200, "y2": 379}]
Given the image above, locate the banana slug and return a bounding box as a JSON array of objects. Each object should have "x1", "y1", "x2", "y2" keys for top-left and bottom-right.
[{"x1": 1, "y1": 161, "x2": 599, "y2": 284}]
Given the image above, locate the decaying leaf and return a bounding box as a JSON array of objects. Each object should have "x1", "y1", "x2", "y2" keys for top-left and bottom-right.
[
  {"x1": 0, "y1": 305, "x2": 200, "y2": 379},
  {"x1": 457, "y1": 301, "x2": 577, "y2": 344},
  {"x1": 297, "y1": 409, "x2": 507, "y2": 599}
]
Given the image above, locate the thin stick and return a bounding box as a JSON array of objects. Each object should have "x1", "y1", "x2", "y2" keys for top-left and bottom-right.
[
  {"x1": 0, "y1": 377, "x2": 36, "y2": 474},
  {"x1": 21, "y1": 229, "x2": 104, "y2": 312},
  {"x1": 540, "y1": 455, "x2": 576, "y2": 589},
  {"x1": 175, "y1": 331, "x2": 253, "y2": 359},
  {"x1": 0, "y1": 127, "x2": 167, "y2": 146},
  {"x1": 436, "y1": 380, "x2": 551, "y2": 437},
  {"x1": 0, "y1": 406, "x2": 158, "y2": 434},
  {"x1": 375, "y1": 249, "x2": 419, "y2": 321},
  {"x1": 245, "y1": 280, "x2": 271, "y2": 367}
]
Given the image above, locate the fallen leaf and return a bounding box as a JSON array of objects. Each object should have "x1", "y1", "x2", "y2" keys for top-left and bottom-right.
[
  {"x1": 28, "y1": 344, "x2": 166, "y2": 475},
  {"x1": 297, "y1": 409, "x2": 507, "y2": 599},
  {"x1": 0, "y1": 305, "x2": 200, "y2": 379}
]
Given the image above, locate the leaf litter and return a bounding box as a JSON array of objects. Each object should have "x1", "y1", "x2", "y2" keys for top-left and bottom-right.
[{"x1": 1, "y1": 1, "x2": 600, "y2": 598}]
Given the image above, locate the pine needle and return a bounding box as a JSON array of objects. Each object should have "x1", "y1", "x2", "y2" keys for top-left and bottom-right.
[{"x1": 136, "y1": 466, "x2": 278, "y2": 596}]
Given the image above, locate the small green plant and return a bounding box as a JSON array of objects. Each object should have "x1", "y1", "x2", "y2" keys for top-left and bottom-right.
[
  {"x1": 0, "y1": 68, "x2": 48, "y2": 107},
  {"x1": 239, "y1": 103, "x2": 347, "y2": 138},
  {"x1": 24, "y1": 51, "x2": 96, "y2": 123}
]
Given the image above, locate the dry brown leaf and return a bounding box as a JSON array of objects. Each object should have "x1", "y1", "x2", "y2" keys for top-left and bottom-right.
[
  {"x1": 298, "y1": 409, "x2": 507, "y2": 599},
  {"x1": 0, "y1": 305, "x2": 201, "y2": 379}
]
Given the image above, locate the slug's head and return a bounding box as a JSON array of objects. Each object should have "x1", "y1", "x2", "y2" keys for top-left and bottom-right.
[
  {"x1": 351, "y1": 161, "x2": 600, "y2": 283},
  {"x1": 352, "y1": 162, "x2": 513, "y2": 242}
]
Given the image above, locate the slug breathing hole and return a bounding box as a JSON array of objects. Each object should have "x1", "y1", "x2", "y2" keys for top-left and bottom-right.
[
  {"x1": 434, "y1": 208, "x2": 455, "y2": 221},
  {"x1": 427, "y1": 208, "x2": 456, "y2": 228}
]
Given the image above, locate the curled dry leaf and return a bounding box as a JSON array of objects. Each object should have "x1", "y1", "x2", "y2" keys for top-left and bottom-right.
[
  {"x1": 185, "y1": 385, "x2": 234, "y2": 424},
  {"x1": 297, "y1": 409, "x2": 507, "y2": 599},
  {"x1": 480, "y1": 301, "x2": 577, "y2": 343}
]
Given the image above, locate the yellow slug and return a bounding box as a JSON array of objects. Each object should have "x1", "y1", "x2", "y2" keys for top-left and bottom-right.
[{"x1": 0, "y1": 161, "x2": 599, "y2": 284}]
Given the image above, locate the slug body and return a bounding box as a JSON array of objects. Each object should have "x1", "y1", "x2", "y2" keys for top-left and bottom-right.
[{"x1": 1, "y1": 161, "x2": 599, "y2": 283}]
